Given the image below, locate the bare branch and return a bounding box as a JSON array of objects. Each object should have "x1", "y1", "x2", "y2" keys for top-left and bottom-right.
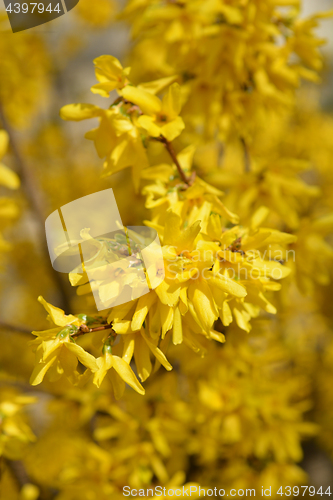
[
  {"x1": 240, "y1": 137, "x2": 251, "y2": 173},
  {"x1": 156, "y1": 136, "x2": 192, "y2": 186},
  {"x1": 0, "y1": 104, "x2": 71, "y2": 310},
  {"x1": 0, "y1": 322, "x2": 32, "y2": 336}
]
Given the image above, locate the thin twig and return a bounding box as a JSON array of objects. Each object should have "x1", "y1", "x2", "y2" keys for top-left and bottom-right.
[
  {"x1": 240, "y1": 137, "x2": 251, "y2": 173},
  {"x1": 3, "y1": 458, "x2": 49, "y2": 499},
  {"x1": 73, "y1": 323, "x2": 115, "y2": 338},
  {"x1": 157, "y1": 136, "x2": 192, "y2": 185},
  {"x1": 0, "y1": 104, "x2": 71, "y2": 311},
  {"x1": 3, "y1": 459, "x2": 30, "y2": 490},
  {"x1": 0, "y1": 322, "x2": 32, "y2": 336}
]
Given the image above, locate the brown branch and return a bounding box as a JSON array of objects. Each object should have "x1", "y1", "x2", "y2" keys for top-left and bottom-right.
[
  {"x1": 240, "y1": 137, "x2": 251, "y2": 173},
  {"x1": 167, "y1": 0, "x2": 185, "y2": 6},
  {"x1": 0, "y1": 321, "x2": 115, "y2": 339},
  {"x1": 0, "y1": 322, "x2": 32, "y2": 336},
  {"x1": 72, "y1": 323, "x2": 115, "y2": 338},
  {"x1": 157, "y1": 136, "x2": 192, "y2": 185},
  {"x1": 0, "y1": 104, "x2": 71, "y2": 311},
  {"x1": 3, "y1": 458, "x2": 50, "y2": 499},
  {"x1": 3, "y1": 458, "x2": 31, "y2": 491},
  {"x1": 110, "y1": 95, "x2": 192, "y2": 186},
  {"x1": 5, "y1": 459, "x2": 29, "y2": 488}
]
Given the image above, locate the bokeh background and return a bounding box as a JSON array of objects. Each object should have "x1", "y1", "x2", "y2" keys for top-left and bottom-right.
[{"x1": 0, "y1": 0, "x2": 333, "y2": 498}]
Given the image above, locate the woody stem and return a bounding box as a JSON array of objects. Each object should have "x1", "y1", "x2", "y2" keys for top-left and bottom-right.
[
  {"x1": 159, "y1": 136, "x2": 191, "y2": 185},
  {"x1": 240, "y1": 137, "x2": 251, "y2": 173},
  {"x1": 0, "y1": 322, "x2": 33, "y2": 336},
  {"x1": 0, "y1": 104, "x2": 71, "y2": 311},
  {"x1": 73, "y1": 324, "x2": 115, "y2": 338}
]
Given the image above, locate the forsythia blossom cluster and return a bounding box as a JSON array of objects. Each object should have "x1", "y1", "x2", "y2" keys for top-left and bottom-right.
[
  {"x1": 1, "y1": 0, "x2": 333, "y2": 497},
  {"x1": 21, "y1": 54, "x2": 293, "y2": 397}
]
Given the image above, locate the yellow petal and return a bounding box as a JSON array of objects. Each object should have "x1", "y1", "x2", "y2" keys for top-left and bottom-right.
[
  {"x1": 209, "y1": 330, "x2": 226, "y2": 343},
  {"x1": 112, "y1": 355, "x2": 145, "y2": 395},
  {"x1": 38, "y1": 296, "x2": 78, "y2": 327},
  {"x1": 113, "y1": 320, "x2": 133, "y2": 334},
  {"x1": 182, "y1": 329, "x2": 207, "y2": 356},
  {"x1": 265, "y1": 230, "x2": 297, "y2": 245},
  {"x1": 172, "y1": 306, "x2": 183, "y2": 345},
  {"x1": 69, "y1": 271, "x2": 89, "y2": 287},
  {"x1": 162, "y1": 82, "x2": 182, "y2": 118},
  {"x1": 141, "y1": 331, "x2": 173, "y2": 371},
  {"x1": 59, "y1": 347, "x2": 79, "y2": 384},
  {"x1": 137, "y1": 114, "x2": 161, "y2": 137},
  {"x1": 242, "y1": 230, "x2": 272, "y2": 251},
  {"x1": 0, "y1": 130, "x2": 9, "y2": 159},
  {"x1": 159, "y1": 304, "x2": 174, "y2": 338},
  {"x1": 93, "y1": 353, "x2": 113, "y2": 388},
  {"x1": 219, "y1": 301, "x2": 232, "y2": 326},
  {"x1": 131, "y1": 292, "x2": 156, "y2": 331},
  {"x1": 233, "y1": 307, "x2": 251, "y2": 332},
  {"x1": 60, "y1": 103, "x2": 103, "y2": 121},
  {"x1": 250, "y1": 259, "x2": 291, "y2": 279},
  {"x1": 0, "y1": 163, "x2": 20, "y2": 189},
  {"x1": 188, "y1": 280, "x2": 218, "y2": 333},
  {"x1": 93, "y1": 55, "x2": 124, "y2": 80},
  {"x1": 122, "y1": 334, "x2": 135, "y2": 364},
  {"x1": 109, "y1": 369, "x2": 126, "y2": 400},
  {"x1": 91, "y1": 82, "x2": 120, "y2": 97},
  {"x1": 212, "y1": 196, "x2": 239, "y2": 224},
  {"x1": 163, "y1": 211, "x2": 200, "y2": 253},
  {"x1": 177, "y1": 145, "x2": 195, "y2": 174},
  {"x1": 209, "y1": 275, "x2": 247, "y2": 298},
  {"x1": 179, "y1": 286, "x2": 188, "y2": 315},
  {"x1": 206, "y1": 214, "x2": 223, "y2": 240},
  {"x1": 199, "y1": 383, "x2": 224, "y2": 410},
  {"x1": 98, "y1": 281, "x2": 121, "y2": 305},
  {"x1": 65, "y1": 342, "x2": 98, "y2": 372},
  {"x1": 108, "y1": 301, "x2": 136, "y2": 323},
  {"x1": 29, "y1": 355, "x2": 57, "y2": 386},
  {"x1": 121, "y1": 86, "x2": 161, "y2": 115},
  {"x1": 92, "y1": 55, "x2": 130, "y2": 94},
  {"x1": 41, "y1": 339, "x2": 61, "y2": 361},
  {"x1": 134, "y1": 334, "x2": 152, "y2": 382},
  {"x1": 155, "y1": 280, "x2": 180, "y2": 307},
  {"x1": 251, "y1": 206, "x2": 270, "y2": 230},
  {"x1": 161, "y1": 116, "x2": 185, "y2": 141},
  {"x1": 138, "y1": 75, "x2": 179, "y2": 95}
]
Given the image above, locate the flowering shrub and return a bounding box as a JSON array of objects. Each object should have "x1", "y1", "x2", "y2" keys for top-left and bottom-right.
[{"x1": 0, "y1": 0, "x2": 333, "y2": 498}]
